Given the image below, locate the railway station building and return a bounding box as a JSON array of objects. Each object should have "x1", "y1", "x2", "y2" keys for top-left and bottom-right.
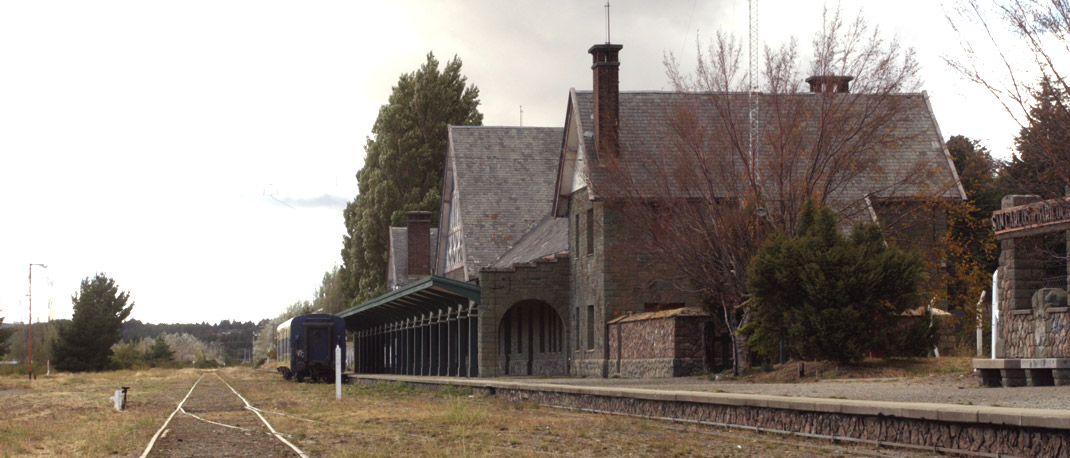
[{"x1": 339, "y1": 41, "x2": 965, "y2": 379}]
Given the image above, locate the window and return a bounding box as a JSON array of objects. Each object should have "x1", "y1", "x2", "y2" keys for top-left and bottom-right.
[
  {"x1": 575, "y1": 213, "x2": 581, "y2": 255},
  {"x1": 586, "y1": 305, "x2": 595, "y2": 350},
  {"x1": 573, "y1": 307, "x2": 580, "y2": 351},
  {"x1": 586, "y1": 208, "x2": 594, "y2": 255}
]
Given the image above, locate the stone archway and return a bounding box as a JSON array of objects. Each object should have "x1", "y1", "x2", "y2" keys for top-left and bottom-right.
[{"x1": 498, "y1": 300, "x2": 566, "y2": 376}]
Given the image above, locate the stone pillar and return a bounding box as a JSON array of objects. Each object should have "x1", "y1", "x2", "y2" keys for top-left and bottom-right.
[
  {"x1": 478, "y1": 301, "x2": 499, "y2": 377},
  {"x1": 1001, "y1": 369, "x2": 1027, "y2": 387}
]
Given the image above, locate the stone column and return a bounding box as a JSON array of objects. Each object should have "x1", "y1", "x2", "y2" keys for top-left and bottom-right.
[{"x1": 478, "y1": 301, "x2": 499, "y2": 377}]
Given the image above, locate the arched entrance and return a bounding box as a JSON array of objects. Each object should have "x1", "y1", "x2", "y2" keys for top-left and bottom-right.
[{"x1": 498, "y1": 300, "x2": 566, "y2": 376}]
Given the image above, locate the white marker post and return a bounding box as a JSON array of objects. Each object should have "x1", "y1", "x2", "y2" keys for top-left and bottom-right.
[
  {"x1": 991, "y1": 269, "x2": 999, "y2": 359},
  {"x1": 335, "y1": 344, "x2": 342, "y2": 400}
]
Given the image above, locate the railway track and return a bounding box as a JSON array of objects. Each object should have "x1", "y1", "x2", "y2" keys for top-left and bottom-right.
[{"x1": 140, "y1": 371, "x2": 307, "y2": 458}]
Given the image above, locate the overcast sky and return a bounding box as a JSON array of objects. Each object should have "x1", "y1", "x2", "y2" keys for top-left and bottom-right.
[{"x1": 0, "y1": 1, "x2": 1017, "y2": 325}]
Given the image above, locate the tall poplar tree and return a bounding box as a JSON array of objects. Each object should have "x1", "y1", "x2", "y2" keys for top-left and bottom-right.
[
  {"x1": 341, "y1": 53, "x2": 482, "y2": 304},
  {"x1": 53, "y1": 274, "x2": 133, "y2": 372}
]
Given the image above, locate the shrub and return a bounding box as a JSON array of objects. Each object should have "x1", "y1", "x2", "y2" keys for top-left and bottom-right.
[{"x1": 745, "y1": 200, "x2": 931, "y2": 363}]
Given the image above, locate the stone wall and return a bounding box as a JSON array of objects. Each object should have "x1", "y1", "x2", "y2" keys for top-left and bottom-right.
[
  {"x1": 1003, "y1": 307, "x2": 1070, "y2": 358},
  {"x1": 568, "y1": 190, "x2": 706, "y2": 377},
  {"x1": 353, "y1": 375, "x2": 1070, "y2": 457},
  {"x1": 608, "y1": 310, "x2": 710, "y2": 377},
  {"x1": 568, "y1": 188, "x2": 606, "y2": 377},
  {"x1": 492, "y1": 389, "x2": 1067, "y2": 457},
  {"x1": 479, "y1": 252, "x2": 570, "y2": 377}
]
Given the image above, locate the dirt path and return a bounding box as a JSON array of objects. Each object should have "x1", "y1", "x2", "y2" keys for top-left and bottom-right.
[{"x1": 145, "y1": 372, "x2": 303, "y2": 457}]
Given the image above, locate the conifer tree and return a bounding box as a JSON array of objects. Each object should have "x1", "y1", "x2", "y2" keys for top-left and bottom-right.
[
  {"x1": 148, "y1": 337, "x2": 175, "y2": 365},
  {"x1": 744, "y1": 200, "x2": 930, "y2": 363},
  {"x1": 341, "y1": 53, "x2": 482, "y2": 304},
  {"x1": 53, "y1": 274, "x2": 133, "y2": 372}
]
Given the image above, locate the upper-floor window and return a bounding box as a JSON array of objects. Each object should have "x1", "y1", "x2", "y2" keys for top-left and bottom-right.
[{"x1": 586, "y1": 208, "x2": 594, "y2": 255}]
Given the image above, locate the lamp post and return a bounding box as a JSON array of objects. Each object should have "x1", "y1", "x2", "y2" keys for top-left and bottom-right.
[{"x1": 28, "y1": 263, "x2": 46, "y2": 380}]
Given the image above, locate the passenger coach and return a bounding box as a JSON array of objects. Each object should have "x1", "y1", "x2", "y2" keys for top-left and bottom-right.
[{"x1": 275, "y1": 314, "x2": 346, "y2": 382}]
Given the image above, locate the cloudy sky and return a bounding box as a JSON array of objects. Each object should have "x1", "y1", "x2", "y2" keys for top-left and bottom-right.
[{"x1": 0, "y1": 1, "x2": 1017, "y2": 325}]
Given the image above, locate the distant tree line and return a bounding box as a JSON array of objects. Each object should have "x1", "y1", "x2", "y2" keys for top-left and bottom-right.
[{"x1": 121, "y1": 318, "x2": 263, "y2": 362}]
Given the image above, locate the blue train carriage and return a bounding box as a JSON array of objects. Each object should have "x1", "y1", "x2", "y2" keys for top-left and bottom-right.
[{"x1": 275, "y1": 314, "x2": 346, "y2": 382}]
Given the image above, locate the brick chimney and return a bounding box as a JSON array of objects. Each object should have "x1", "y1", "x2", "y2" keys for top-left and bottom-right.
[
  {"x1": 805, "y1": 75, "x2": 854, "y2": 93},
  {"x1": 589, "y1": 43, "x2": 623, "y2": 159},
  {"x1": 405, "y1": 211, "x2": 432, "y2": 279}
]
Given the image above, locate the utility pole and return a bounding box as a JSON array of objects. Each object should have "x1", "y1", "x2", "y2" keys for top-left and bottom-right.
[{"x1": 28, "y1": 263, "x2": 46, "y2": 380}]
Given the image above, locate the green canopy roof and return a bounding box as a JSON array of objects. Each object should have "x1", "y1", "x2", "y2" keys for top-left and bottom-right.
[{"x1": 338, "y1": 275, "x2": 480, "y2": 330}]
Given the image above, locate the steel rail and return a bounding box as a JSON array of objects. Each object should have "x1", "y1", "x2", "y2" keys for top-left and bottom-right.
[{"x1": 139, "y1": 373, "x2": 205, "y2": 458}]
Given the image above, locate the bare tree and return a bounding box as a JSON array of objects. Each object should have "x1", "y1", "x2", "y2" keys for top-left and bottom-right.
[
  {"x1": 601, "y1": 7, "x2": 956, "y2": 373},
  {"x1": 946, "y1": 0, "x2": 1070, "y2": 193}
]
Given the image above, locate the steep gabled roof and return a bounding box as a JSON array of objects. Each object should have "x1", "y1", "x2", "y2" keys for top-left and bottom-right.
[
  {"x1": 556, "y1": 90, "x2": 965, "y2": 208},
  {"x1": 489, "y1": 214, "x2": 569, "y2": 268},
  {"x1": 445, "y1": 126, "x2": 563, "y2": 280}
]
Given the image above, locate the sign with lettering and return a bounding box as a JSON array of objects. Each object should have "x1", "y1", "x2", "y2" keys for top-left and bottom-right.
[{"x1": 992, "y1": 197, "x2": 1070, "y2": 239}]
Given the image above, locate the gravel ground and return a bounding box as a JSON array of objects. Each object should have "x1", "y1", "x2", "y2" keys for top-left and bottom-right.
[{"x1": 503, "y1": 373, "x2": 1070, "y2": 410}]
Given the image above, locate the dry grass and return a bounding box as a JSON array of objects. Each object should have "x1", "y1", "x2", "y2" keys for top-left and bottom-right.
[
  {"x1": 0, "y1": 368, "x2": 201, "y2": 456},
  {"x1": 0, "y1": 367, "x2": 933, "y2": 457},
  {"x1": 225, "y1": 369, "x2": 927, "y2": 457},
  {"x1": 740, "y1": 357, "x2": 973, "y2": 383}
]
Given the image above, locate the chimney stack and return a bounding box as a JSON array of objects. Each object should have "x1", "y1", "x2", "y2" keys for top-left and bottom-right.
[
  {"x1": 589, "y1": 43, "x2": 623, "y2": 159},
  {"x1": 405, "y1": 211, "x2": 432, "y2": 279},
  {"x1": 805, "y1": 75, "x2": 853, "y2": 93}
]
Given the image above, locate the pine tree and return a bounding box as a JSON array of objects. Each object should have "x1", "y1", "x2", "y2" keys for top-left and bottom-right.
[
  {"x1": 341, "y1": 53, "x2": 482, "y2": 305},
  {"x1": 53, "y1": 274, "x2": 133, "y2": 372},
  {"x1": 148, "y1": 337, "x2": 174, "y2": 365},
  {"x1": 1002, "y1": 78, "x2": 1070, "y2": 198},
  {"x1": 744, "y1": 200, "x2": 929, "y2": 363}
]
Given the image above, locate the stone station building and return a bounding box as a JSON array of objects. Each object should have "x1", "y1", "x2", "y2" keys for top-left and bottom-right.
[
  {"x1": 340, "y1": 41, "x2": 965, "y2": 379},
  {"x1": 974, "y1": 195, "x2": 1070, "y2": 386}
]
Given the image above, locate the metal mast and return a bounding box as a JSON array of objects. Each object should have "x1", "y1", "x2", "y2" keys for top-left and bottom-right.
[{"x1": 748, "y1": 0, "x2": 759, "y2": 185}]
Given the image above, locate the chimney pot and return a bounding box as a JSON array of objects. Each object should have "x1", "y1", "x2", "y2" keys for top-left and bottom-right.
[{"x1": 805, "y1": 75, "x2": 854, "y2": 93}]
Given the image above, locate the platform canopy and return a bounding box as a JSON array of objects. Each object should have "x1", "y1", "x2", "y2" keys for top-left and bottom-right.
[{"x1": 337, "y1": 275, "x2": 480, "y2": 330}]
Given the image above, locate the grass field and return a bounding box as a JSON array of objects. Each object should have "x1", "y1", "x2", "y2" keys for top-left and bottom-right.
[{"x1": 0, "y1": 367, "x2": 930, "y2": 457}]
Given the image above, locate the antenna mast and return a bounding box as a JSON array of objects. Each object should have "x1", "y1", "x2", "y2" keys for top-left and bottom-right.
[
  {"x1": 748, "y1": 0, "x2": 759, "y2": 185},
  {"x1": 605, "y1": 2, "x2": 611, "y2": 43}
]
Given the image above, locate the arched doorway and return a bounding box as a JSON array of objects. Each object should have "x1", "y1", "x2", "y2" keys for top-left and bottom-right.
[{"x1": 498, "y1": 300, "x2": 566, "y2": 376}]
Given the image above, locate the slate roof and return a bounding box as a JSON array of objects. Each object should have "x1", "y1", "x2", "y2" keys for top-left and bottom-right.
[
  {"x1": 447, "y1": 126, "x2": 564, "y2": 279},
  {"x1": 489, "y1": 214, "x2": 569, "y2": 268},
  {"x1": 571, "y1": 90, "x2": 965, "y2": 204},
  {"x1": 387, "y1": 227, "x2": 438, "y2": 289}
]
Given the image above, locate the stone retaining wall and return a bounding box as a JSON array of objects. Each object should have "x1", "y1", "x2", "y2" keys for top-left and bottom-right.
[{"x1": 351, "y1": 375, "x2": 1070, "y2": 457}]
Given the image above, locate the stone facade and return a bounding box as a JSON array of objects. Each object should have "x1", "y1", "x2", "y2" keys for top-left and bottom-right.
[
  {"x1": 478, "y1": 253, "x2": 570, "y2": 377},
  {"x1": 567, "y1": 191, "x2": 704, "y2": 377},
  {"x1": 607, "y1": 308, "x2": 711, "y2": 377},
  {"x1": 992, "y1": 195, "x2": 1070, "y2": 360},
  {"x1": 1002, "y1": 296, "x2": 1070, "y2": 359},
  {"x1": 977, "y1": 195, "x2": 1070, "y2": 387}
]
